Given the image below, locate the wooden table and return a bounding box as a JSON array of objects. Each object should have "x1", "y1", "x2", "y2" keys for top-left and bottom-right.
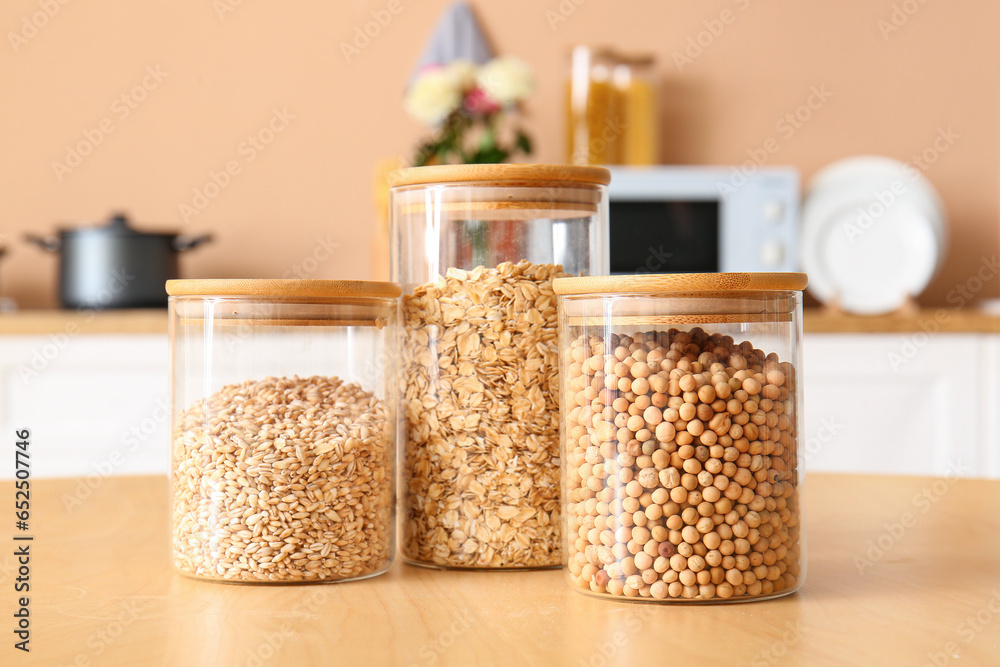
[{"x1": 5, "y1": 474, "x2": 999, "y2": 665}]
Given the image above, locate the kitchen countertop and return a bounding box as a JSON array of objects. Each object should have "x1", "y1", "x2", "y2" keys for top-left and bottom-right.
[
  {"x1": 8, "y1": 473, "x2": 999, "y2": 665},
  {"x1": 2, "y1": 307, "x2": 1000, "y2": 335},
  {"x1": 803, "y1": 305, "x2": 1000, "y2": 333},
  {"x1": 0, "y1": 309, "x2": 168, "y2": 334}
]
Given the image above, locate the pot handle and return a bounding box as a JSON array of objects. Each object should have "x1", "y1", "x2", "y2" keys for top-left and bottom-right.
[
  {"x1": 173, "y1": 233, "x2": 213, "y2": 252},
  {"x1": 24, "y1": 233, "x2": 62, "y2": 252}
]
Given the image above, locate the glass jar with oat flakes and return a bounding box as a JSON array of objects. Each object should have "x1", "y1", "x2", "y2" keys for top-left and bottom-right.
[{"x1": 390, "y1": 164, "x2": 610, "y2": 569}]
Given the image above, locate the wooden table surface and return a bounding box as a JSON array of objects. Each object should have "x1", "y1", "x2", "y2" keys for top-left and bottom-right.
[{"x1": 4, "y1": 473, "x2": 1000, "y2": 666}]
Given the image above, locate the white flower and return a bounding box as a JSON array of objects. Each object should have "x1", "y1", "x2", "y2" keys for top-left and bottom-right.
[
  {"x1": 404, "y1": 68, "x2": 462, "y2": 126},
  {"x1": 446, "y1": 59, "x2": 477, "y2": 91},
  {"x1": 476, "y1": 56, "x2": 533, "y2": 106}
]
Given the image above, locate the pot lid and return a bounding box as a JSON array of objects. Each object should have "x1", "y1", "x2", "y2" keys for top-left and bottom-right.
[{"x1": 60, "y1": 213, "x2": 178, "y2": 238}]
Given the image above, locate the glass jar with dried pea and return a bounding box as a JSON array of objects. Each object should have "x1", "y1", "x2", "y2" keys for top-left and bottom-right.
[{"x1": 554, "y1": 273, "x2": 807, "y2": 602}]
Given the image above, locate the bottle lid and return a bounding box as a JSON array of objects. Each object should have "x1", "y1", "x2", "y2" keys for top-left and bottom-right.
[
  {"x1": 167, "y1": 280, "x2": 399, "y2": 327},
  {"x1": 554, "y1": 273, "x2": 807, "y2": 325},
  {"x1": 166, "y1": 279, "x2": 400, "y2": 299},
  {"x1": 553, "y1": 273, "x2": 808, "y2": 296},
  {"x1": 387, "y1": 163, "x2": 610, "y2": 188},
  {"x1": 389, "y1": 164, "x2": 609, "y2": 221}
]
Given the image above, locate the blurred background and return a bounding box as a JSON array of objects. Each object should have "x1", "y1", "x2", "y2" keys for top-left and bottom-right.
[
  {"x1": 1, "y1": 0, "x2": 996, "y2": 308},
  {"x1": 3, "y1": 0, "x2": 1000, "y2": 481}
]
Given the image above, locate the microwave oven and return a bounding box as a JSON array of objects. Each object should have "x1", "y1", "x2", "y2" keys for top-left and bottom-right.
[{"x1": 606, "y1": 166, "x2": 800, "y2": 274}]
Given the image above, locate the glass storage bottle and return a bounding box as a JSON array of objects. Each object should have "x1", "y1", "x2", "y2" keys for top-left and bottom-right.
[
  {"x1": 166, "y1": 279, "x2": 399, "y2": 584},
  {"x1": 554, "y1": 273, "x2": 807, "y2": 601},
  {"x1": 390, "y1": 163, "x2": 610, "y2": 569},
  {"x1": 566, "y1": 48, "x2": 659, "y2": 166},
  {"x1": 566, "y1": 46, "x2": 622, "y2": 165},
  {"x1": 613, "y1": 52, "x2": 658, "y2": 166}
]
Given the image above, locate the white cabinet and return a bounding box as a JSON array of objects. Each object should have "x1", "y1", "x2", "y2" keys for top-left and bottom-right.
[
  {"x1": 803, "y1": 333, "x2": 989, "y2": 478},
  {"x1": 0, "y1": 335, "x2": 169, "y2": 479},
  {"x1": 983, "y1": 336, "x2": 1000, "y2": 477},
  {"x1": 0, "y1": 330, "x2": 997, "y2": 479}
]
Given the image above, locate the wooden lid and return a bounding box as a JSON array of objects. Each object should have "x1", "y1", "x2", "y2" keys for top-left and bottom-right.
[
  {"x1": 166, "y1": 279, "x2": 400, "y2": 299},
  {"x1": 387, "y1": 164, "x2": 611, "y2": 188},
  {"x1": 553, "y1": 273, "x2": 808, "y2": 295},
  {"x1": 398, "y1": 200, "x2": 599, "y2": 220}
]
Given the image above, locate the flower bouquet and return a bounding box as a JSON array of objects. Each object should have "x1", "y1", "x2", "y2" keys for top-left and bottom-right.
[{"x1": 405, "y1": 56, "x2": 534, "y2": 166}]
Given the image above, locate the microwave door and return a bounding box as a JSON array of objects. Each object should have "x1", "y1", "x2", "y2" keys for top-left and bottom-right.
[{"x1": 610, "y1": 200, "x2": 720, "y2": 274}]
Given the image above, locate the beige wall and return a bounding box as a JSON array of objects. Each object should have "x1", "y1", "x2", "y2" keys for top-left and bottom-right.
[{"x1": 2, "y1": 0, "x2": 997, "y2": 308}]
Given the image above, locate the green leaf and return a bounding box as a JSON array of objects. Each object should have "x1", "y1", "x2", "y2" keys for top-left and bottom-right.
[
  {"x1": 515, "y1": 129, "x2": 533, "y2": 156},
  {"x1": 479, "y1": 125, "x2": 497, "y2": 152},
  {"x1": 412, "y1": 110, "x2": 534, "y2": 165},
  {"x1": 471, "y1": 146, "x2": 506, "y2": 163},
  {"x1": 412, "y1": 140, "x2": 438, "y2": 167}
]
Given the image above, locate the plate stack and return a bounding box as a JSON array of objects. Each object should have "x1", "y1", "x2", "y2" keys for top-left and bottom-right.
[{"x1": 801, "y1": 156, "x2": 947, "y2": 314}]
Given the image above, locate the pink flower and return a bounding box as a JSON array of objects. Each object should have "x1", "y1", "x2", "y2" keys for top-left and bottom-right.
[{"x1": 463, "y1": 86, "x2": 500, "y2": 115}]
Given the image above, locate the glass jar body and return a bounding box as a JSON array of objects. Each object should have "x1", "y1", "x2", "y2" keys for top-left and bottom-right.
[
  {"x1": 391, "y1": 167, "x2": 608, "y2": 569},
  {"x1": 558, "y1": 290, "x2": 805, "y2": 601},
  {"x1": 168, "y1": 294, "x2": 398, "y2": 583}
]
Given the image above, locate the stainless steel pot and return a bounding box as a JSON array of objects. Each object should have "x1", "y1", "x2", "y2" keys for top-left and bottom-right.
[{"x1": 26, "y1": 213, "x2": 211, "y2": 309}]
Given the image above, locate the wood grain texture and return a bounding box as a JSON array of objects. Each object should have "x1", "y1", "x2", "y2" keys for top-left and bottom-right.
[
  {"x1": 387, "y1": 164, "x2": 611, "y2": 188},
  {"x1": 398, "y1": 200, "x2": 599, "y2": 220},
  {"x1": 176, "y1": 318, "x2": 389, "y2": 328},
  {"x1": 7, "y1": 474, "x2": 1000, "y2": 666},
  {"x1": 564, "y1": 313, "x2": 794, "y2": 326},
  {"x1": 553, "y1": 273, "x2": 809, "y2": 295},
  {"x1": 165, "y1": 279, "x2": 400, "y2": 299}
]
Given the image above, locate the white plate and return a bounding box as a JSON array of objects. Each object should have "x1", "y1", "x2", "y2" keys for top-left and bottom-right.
[{"x1": 801, "y1": 156, "x2": 947, "y2": 315}]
